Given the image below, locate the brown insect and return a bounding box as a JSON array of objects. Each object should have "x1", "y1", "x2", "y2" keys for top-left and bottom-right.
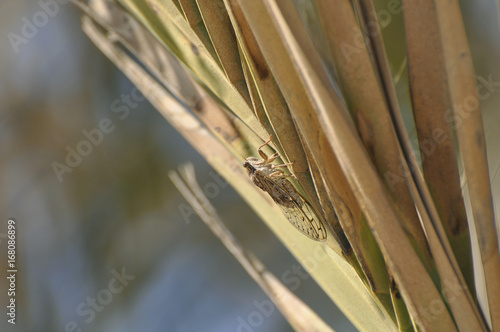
[{"x1": 243, "y1": 136, "x2": 327, "y2": 241}]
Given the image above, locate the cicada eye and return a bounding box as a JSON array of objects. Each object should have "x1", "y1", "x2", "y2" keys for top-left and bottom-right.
[{"x1": 243, "y1": 161, "x2": 255, "y2": 174}]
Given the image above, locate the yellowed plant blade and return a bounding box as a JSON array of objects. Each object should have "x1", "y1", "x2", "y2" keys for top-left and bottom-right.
[
  {"x1": 222, "y1": 0, "x2": 346, "y2": 251},
  {"x1": 79, "y1": 10, "x2": 397, "y2": 330},
  {"x1": 80, "y1": 0, "x2": 256, "y2": 160},
  {"x1": 169, "y1": 164, "x2": 336, "y2": 332},
  {"x1": 233, "y1": 0, "x2": 399, "y2": 321},
  {"x1": 350, "y1": 1, "x2": 489, "y2": 330},
  {"x1": 401, "y1": 0, "x2": 475, "y2": 295},
  {"x1": 234, "y1": 0, "x2": 456, "y2": 329},
  {"x1": 435, "y1": 0, "x2": 500, "y2": 329},
  {"x1": 195, "y1": 0, "x2": 251, "y2": 104},
  {"x1": 304, "y1": 142, "x2": 352, "y2": 257},
  {"x1": 120, "y1": 0, "x2": 289, "y2": 159},
  {"x1": 239, "y1": 45, "x2": 274, "y2": 131},
  {"x1": 117, "y1": 0, "x2": 269, "y2": 140},
  {"x1": 314, "y1": 0, "x2": 434, "y2": 279},
  {"x1": 389, "y1": 277, "x2": 414, "y2": 332},
  {"x1": 177, "y1": 0, "x2": 220, "y2": 64}
]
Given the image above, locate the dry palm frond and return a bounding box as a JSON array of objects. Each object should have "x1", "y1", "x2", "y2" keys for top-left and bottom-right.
[
  {"x1": 169, "y1": 163, "x2": 336, "y2": 332},
  {"x1": 72, "y1": 0, "x2": 499, "y2": 331}
]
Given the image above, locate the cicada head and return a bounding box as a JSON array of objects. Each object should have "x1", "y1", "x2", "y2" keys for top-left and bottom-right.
[{"x1": 243, "y1": 157, "x2": 259, "y2": 176}]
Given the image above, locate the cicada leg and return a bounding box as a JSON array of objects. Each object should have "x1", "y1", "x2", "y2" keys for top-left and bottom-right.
[
  {"x1": 269, "y1": 170, "x2": 293, "y2": 179},
  {"x1": 257, "y1": 135, "x2": 280, "y2": 164},
  {"x1": 271, "y1": 162, "x2": 294, "y2": 169}
]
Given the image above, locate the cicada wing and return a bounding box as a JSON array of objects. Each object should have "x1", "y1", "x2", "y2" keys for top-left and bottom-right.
[
  {"x1": 280, "y1": 198, "x2": 327, "y2": 240},
  {"x1": 256, "y1": 173, "x2": 327, "y2": 241}
]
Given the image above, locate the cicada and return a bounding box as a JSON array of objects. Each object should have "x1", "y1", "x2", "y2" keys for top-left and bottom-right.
[{"x1": 243, "y1": 136, "x2": 327, "y2": 241}]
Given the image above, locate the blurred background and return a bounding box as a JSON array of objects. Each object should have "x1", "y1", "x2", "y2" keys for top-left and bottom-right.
[
  {"x1": 1, "y1": 1, "x2": 500, "y2": 332},
  {"x1": 0, "y1": 1, "x2": 354, "y2": 331}
]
